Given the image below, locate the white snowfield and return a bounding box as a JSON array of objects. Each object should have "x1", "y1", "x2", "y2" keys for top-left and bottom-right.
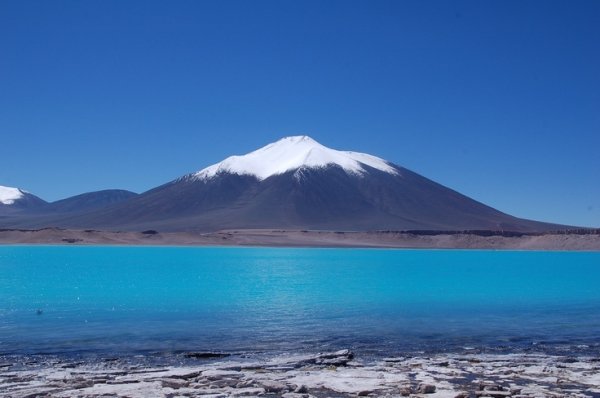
[
  {"x1": 0, "y1": 185, "x2": 24, "y2": 205},
  {"x1": 193, "y1": 135, "x2": 398, "y2": 181}
]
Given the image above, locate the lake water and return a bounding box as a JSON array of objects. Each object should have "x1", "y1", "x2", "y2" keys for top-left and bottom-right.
[{"x1": 1, "y1": 246, "x2": 599, "y2": 360}]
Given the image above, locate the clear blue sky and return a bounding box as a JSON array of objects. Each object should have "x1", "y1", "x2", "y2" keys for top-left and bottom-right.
[{"x1": 1, "y1": 0, "x2": 598, "y2": 227}]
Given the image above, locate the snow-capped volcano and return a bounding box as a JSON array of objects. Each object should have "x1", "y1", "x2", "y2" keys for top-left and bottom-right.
[
  {"x1": 0, "y1": 136, "x2": 565, "y2": 232},
  {"x1": 0, "y1": 185, "x2": 25, "y2": 205},
  {"x1": 192, "y1": 136, "x2": 398, "y2": 181},
  {"x1": 0, "y1": 185, "x2": 47, "y2": 214}
]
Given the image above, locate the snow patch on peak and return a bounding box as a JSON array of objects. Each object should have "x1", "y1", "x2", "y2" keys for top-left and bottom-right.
[
  {"x1": 193, "y1": 135, "x2": 398, "y2": 181},
  {"x1": 0, "y1": 185, "x2": 24, "y2": 205}
]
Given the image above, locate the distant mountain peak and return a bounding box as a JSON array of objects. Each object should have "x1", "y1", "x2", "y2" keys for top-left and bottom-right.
[
  {"x1": 192, "y1": 135, "x2": 398, "y2": 181},
  {"x1": 0, "y1": 185, "x2": 25, "y2": 205}
]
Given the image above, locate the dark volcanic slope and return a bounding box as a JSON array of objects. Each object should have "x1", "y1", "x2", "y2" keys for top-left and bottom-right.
[
  {"x1": 45, "y1": 189, "x2": 138, "y2": 214},
  {"x1": 5, "y1": 164, "x2": 566, "y2": 232}
]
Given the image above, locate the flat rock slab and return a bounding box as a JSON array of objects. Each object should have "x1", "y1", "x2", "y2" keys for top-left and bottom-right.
[{"x1": 1, "y1": 352, "x2": 599, "y2": 397}]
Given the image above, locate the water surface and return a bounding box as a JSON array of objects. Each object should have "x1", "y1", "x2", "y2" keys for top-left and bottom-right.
[{"x1": 1, "y1": 246, "x2": 599, "y2": 359}]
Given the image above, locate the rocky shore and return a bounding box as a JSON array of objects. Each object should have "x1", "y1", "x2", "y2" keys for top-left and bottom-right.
[{"x1": 2, "y1": 350, "x2": 600, "y2": 397}]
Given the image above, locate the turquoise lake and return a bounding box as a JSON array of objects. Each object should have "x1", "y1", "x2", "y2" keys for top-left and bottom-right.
[{"x1": 1, "y1": 246, "x2": 599, "y2": 359}]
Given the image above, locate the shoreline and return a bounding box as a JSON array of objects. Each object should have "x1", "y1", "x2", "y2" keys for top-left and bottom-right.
[
  {"x1": 2, "y1": 350, "x2": 599, "y2": 397},
  {"x1": 1, "y1": 228, "x2": 599, "y2": 250}
]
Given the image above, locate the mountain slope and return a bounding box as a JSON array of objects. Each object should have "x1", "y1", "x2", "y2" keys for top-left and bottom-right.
[
  {"x1": 4, "y1": 136, "x2": 568, "y2": 232},
  {"x1": 45, "y1": 189, "x2": 138, "y2": 214}
]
